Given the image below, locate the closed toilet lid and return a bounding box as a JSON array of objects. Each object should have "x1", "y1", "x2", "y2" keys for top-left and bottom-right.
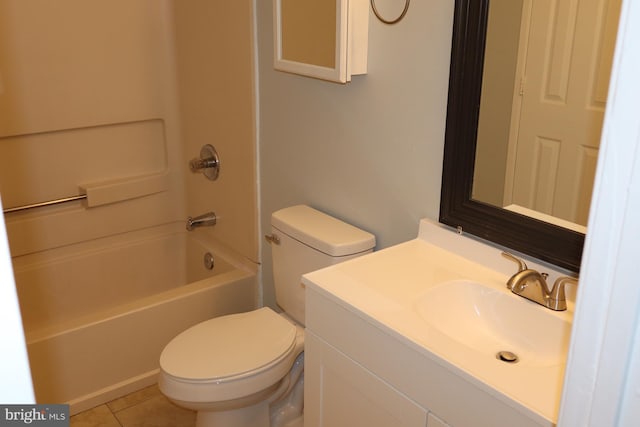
[{"x1": 160, "y1": 307, "x2": 297, "y2": 381}]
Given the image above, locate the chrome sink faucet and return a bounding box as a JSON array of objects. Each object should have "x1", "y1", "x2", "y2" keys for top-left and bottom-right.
[{"x1": 501, "y1": 252, "x2": 578, "y2": 311}]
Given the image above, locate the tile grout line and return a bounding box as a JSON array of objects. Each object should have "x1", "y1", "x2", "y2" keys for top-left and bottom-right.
[{"x1": 107, "y1": 404, "x2": 124, "y2": 427}]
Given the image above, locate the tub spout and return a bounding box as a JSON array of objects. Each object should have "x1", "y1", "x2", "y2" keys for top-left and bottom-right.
[{"x1": 186, "y1": 212, "x2": 217, "y2": 231}]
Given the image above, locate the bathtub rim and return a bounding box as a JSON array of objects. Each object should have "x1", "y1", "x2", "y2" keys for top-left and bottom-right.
[{"x1": 16, "y1": 222, "x2": 258, "y2": 342}]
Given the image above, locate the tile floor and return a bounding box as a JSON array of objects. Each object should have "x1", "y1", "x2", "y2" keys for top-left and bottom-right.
[{"x1": 70, "y1": 385, "x2": 196, "y2": 427}]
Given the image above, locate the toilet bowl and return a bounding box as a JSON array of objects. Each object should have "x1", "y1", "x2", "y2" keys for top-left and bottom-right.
[
  {"x1": 158, "y1": 205, "x2": 375, "y2": 427},
  {"x1": 159, "y1": 308, "x2": 304, "y2": 427}
]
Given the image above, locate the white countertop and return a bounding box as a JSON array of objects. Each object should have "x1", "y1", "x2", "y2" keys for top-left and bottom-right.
[{"x1": 302, "y1": 219, "x2": 574, "y2": 425}]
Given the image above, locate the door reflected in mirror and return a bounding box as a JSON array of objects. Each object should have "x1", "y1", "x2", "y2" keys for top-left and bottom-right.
[{"x1": 472, "y1": 0, "x2": 621, "y2": 231}]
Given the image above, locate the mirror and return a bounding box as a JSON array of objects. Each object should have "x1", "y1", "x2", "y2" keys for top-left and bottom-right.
[
  {"x1": 273, "y1": 0, "x2": 368, "y2": 83},
  {"x1": 440, "y1": 0, "x2": 620, "y2": 272},
  {"x1": 473, "y1": 0, "x2": 620, "y2": 232}
]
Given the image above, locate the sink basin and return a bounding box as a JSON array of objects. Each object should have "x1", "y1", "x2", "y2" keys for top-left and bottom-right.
[{"x1": 415, "y1": 280, "x2": 572, "y2": 367}]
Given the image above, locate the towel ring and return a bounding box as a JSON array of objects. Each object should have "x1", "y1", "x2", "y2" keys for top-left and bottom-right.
[{"x1": 371, "y1": 0, "x2": 410, "y2": 25}]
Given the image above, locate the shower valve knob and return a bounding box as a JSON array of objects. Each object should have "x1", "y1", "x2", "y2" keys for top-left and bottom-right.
[
  {"x1": 190, "y1": 158, "x2": 218, "y2": 171},
  {"x1": 190, "y1": 144, "x2": 220, "y2": 181}
]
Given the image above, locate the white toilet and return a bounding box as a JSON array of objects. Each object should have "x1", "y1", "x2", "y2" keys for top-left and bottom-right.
[{"x1": 158, "y1": 205, "x2": 375, "y2": 427}]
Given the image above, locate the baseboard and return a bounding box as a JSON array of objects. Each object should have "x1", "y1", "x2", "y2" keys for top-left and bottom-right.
[{"x1": 67, "y1": 369, "x2": 160, "y2": 415}]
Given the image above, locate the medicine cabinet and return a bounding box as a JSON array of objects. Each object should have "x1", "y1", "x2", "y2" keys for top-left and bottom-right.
[{"x1": 273, "y1": 0, "x2": 368, "y2": 83}]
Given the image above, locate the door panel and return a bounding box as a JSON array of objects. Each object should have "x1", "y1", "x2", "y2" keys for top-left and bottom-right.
[{"x1": 509, "y1": 0, "x2": 620, "y2": 225}]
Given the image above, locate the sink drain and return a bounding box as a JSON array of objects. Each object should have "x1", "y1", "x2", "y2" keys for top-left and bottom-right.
[{"x1": 496, "y1": 351, "x2": 519, "y2": 363}]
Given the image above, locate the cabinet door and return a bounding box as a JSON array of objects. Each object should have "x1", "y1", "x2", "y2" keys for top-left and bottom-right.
[{"x1": 305, "y1": 331, "x2": 427, "y2": 427}]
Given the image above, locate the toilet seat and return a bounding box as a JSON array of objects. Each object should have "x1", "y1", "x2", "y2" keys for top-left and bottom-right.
[{"x1": 159, "y1": 307, "x2": 302, "y2": 403}]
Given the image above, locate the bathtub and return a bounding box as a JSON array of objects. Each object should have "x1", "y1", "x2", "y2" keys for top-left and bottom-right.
[{"x1": 12, "y1": 223, "x2": 257, "y2": 415}]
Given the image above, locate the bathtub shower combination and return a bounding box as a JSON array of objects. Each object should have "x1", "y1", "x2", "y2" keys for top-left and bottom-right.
[
  {"x1": 12, "y1": 222, "x2": 257, "y2": 414},
  {"x1": 1, "y1": 1, "x2": 259, "y2": 415}
]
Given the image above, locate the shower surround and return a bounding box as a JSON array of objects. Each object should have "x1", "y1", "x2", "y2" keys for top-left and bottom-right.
[{"x1": 0, "y1": 0, "x2": 257, "y2": 413}]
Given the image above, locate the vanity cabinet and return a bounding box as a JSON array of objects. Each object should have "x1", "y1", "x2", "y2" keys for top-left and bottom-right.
[
  {"x1": 305, "y1": 331, "x2": 429, "y2": 427},
  {"x1": 305, "y1": 291, "x2": 452, "y2": 427},
  {"x1": 304, "y1": 278, "x2": 552, "y2": 427}
]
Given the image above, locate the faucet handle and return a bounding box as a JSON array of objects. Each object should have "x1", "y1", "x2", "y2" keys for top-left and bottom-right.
[
  {"x1": 190, "y1": 144, "x2": 220, "y2": 181},
  {"x1": 501, "y1": 252, "x2": 528, "y2": 272},
  {"x1": 549, "y1": 276, "x2": 579, "y2": 311}
]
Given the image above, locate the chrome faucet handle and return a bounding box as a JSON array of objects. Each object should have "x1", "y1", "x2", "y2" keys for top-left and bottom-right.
[
  {"x1": 189, "y1": 144, "x2": 220, "y2": 181},
  {"x1": 190, "y1": 158, "x2": 218, "y2": 171},
  {"x1": 549, "y1": 276, "x2": 578, "y2": 311},
  {"x1": 501, "y1": 252, "x2": 528, "y2": 272},
  {"x1": 501, "y1": 252, "x2": 528, "y2": 289}
]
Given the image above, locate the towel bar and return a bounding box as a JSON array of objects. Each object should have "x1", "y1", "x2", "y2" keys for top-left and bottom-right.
[
  {"x1": 2, "y1": 194, "x2": 87, "y2": 214},
  {"x1": 3, "y1": 172, "x2": 169, "y2": 214}
]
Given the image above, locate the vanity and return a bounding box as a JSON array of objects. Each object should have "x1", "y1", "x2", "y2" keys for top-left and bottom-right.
[{"x1": 302, "y1": 220, "x2": 574, "y2": 427}]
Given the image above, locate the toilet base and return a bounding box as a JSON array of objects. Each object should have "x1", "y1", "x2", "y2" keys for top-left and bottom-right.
[
  {"x1": 167, "y1": 382, "x2": 280, "y2": 427},
  {"x1": 196, "y1": 400, "x2": 270, "y2": 427}
]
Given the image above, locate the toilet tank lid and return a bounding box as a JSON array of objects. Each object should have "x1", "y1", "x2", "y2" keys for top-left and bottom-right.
[{"x1": 271, "y1": 205, "x2": 375, "y2": 257}]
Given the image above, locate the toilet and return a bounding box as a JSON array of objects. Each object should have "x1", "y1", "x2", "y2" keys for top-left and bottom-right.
[{"x1": 158, "y1": 205, "x2": 375, "y2": 427}]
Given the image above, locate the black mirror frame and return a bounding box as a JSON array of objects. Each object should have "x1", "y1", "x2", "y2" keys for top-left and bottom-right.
[{"x1": 439, "y1": 0, "x2": 584, "y2": 272}]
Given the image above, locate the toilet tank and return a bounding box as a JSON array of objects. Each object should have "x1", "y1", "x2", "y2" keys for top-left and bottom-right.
[{"x1": 270, "y1": 205, "x2": 375, "y2": 326}]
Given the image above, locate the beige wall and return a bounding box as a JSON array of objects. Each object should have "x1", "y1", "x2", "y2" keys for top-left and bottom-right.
[{"x1": 257, "y1": 1, "x2": 455, "y2": 308}]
